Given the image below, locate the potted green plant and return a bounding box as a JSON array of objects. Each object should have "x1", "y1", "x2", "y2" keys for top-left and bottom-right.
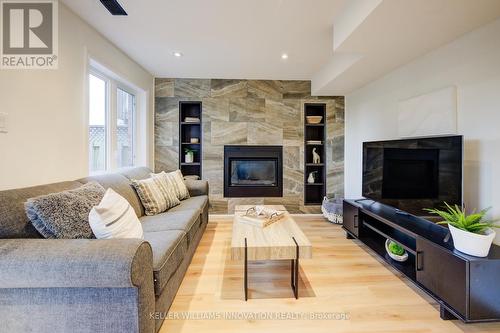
[
  {"x1": 184, "y1": 148, "x2": 195, "y2": 164},
  {"x1": 425, "y1": 203, "x2": 499, "y2": 257},
  {"x1": 385, "y1": 240, "x2": 408, "y2": 262}
]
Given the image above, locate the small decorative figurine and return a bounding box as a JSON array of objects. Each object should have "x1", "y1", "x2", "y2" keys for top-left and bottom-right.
[
  {"x1": 307, "y1": 171, "x2": 317, "y2": 184},
  {"x1": 312, "y1": 148, "x2": 321, "y2": 164}
]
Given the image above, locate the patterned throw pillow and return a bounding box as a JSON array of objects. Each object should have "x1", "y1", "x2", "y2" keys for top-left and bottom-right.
[
  {"x1": 157, "y1": 170, "x2": 190, "y2": 200},
  {"x1": 131, "y1": 177, "x2": 167, "y2": 216},
  {"x1": 150, "y1": 172, "x2": 181, "y2": 209}
]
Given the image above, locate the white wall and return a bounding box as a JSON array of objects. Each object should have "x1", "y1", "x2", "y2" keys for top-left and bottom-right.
[
  {"x1": 0, "y1": 4, "x2": 154, "y2": 190},
  {"x1": 345, "y1": 18, "x2": 500, "y2": 244}
]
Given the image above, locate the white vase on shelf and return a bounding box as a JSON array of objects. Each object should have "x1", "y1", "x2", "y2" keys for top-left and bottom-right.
[
  {"x1": 307, "y1": 172, "x2": 315, "y2": 184},
  {"x1": 185, "y1": 152, "x2": 194, "y2": 164}
]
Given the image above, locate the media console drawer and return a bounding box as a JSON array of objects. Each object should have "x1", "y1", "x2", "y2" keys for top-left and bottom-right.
[
  {"x1": 416, "y1": 237, "x2": 467, "y2": 317},
  {"x1": 343, "y1": 201, "x2": 359, "y2": 237}
]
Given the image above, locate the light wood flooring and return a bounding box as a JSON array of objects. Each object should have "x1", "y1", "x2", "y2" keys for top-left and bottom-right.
[{"x1": 159, "y1": 215, "x2": 500, "y2": 333}]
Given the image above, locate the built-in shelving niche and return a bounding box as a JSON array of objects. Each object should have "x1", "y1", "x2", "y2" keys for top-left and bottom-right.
[
  {"x1": 179, "y1": 101, "x2": 202, "y2": 179},
  {"x1": 304, "y1": 103, "x2": 326, "y2": 205}
]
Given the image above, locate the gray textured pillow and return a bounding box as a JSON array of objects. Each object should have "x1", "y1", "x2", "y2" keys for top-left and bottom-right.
[{"x1": 25, "y1": 182, "x2": 105, "y2": 239}]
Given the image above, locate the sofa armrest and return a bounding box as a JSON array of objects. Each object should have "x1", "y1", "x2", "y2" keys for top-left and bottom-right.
[
  {"x1": 0, "y1": 238, "x2": 152, "y2": 289},
  {"x1": 184, "y1": 179, "x2": 209, "y2": 196}
]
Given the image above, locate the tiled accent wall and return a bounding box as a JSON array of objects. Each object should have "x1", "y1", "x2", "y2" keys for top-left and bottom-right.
[{"x1": 155, "y1": 78, "x2": 344, "y2": 213}]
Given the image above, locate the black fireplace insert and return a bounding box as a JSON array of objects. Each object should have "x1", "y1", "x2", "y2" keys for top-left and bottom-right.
[{"x1": 224, "y1": 145, "x2": 283, "y2": 197}]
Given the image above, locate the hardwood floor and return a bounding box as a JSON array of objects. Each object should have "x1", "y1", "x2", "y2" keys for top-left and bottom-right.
[{"x1": 159, "y1": 215, "x2": 500, "y2": 333}]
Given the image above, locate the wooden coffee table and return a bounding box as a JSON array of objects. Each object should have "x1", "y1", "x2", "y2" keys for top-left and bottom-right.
[{"x1": 231, "y1": 205, "x2": 312, "y2": 300}]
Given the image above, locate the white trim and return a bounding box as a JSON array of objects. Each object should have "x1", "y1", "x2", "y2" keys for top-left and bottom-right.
[{"x1": 88, "y1": 69, "x2": 110, "y2": 172}]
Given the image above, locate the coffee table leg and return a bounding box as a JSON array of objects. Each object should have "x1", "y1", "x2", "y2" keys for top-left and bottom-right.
[
  {"x1": 291, "y1": 237, "x2": 299, "y2": 299},
  {"x1": 244, "y1": 238, "x2": 248, "y2": 301}
]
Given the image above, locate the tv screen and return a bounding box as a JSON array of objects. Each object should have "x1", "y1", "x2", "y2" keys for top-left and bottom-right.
[{"x1": 362, "y1": 136, "x2": 463, "y2": 215}]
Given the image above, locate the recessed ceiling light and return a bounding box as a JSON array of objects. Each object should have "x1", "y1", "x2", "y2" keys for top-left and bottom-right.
[
  {"x1": 281, "y1": 53, "x2": 288, "y2": 60},
  {"x1": 173, "y1": 52, "x2": 183, "y2": 57}
]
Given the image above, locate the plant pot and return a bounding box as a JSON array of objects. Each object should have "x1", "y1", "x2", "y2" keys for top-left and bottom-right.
[
  {"x1": 385, "y1": 239, "x2": 408, "y2": 262},
  {"x1": 449, "y1": 224, "x2": 496, "y2": 257},
  {"x1": 185, "y1": 153, "x2": 194, "y2": 164}
]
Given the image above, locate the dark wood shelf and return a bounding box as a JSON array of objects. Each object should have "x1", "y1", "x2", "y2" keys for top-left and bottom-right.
[
  {"x1": 361, "y1": 234, "x2": 416, "y2": 280},
  {"x1": 305, "y1": 183, "x2": 324, "y2": 186},
  {"x1": 181, "y1": 142, "x2": 201, "y2": 145},
  {"x1": 363, "y1": 221, "x2": 417, "y2": 255},
  {"x1": 306, "y1": 163, "x2": 324, "y2": 166},
  {"x1": 304, "y1": 202, "x2": 321, "y2": 206},
  {"x1": 180, "y1": 122, "x2": 201, "y2": 125},
  {"x1": 305, "y1": 143, "x2": 323, "y2": 146},
  {"x1": 305, "y1": 123, "x2": 325, "y2": 127},
  {"x1": 180, "y1": 162, "x2": 201, "y2": 166}
]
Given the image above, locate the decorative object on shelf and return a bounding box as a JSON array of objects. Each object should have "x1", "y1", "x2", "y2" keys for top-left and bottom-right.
[
  {"x1": 425, "y1": 203, "x2": 499, "y2": 257},
  {"x1": 306, "y1": 116, "x2": 323, "y2": 124},
  {"x1": 240, "y1": 205, "x2": 285, "y2": 228},
  {"x1": 321, "y1": 196, "x2": 343, "y2": 224},
  {"x1": 184, "y1": 117, "x2": 200, "y2": 123},
  {"x1": 307, "y1": 171, "x2": 317, "y2": 184},
  {"x1": 312, "y1": 148, "x2": 321, "y2": 164},
  {"x1": 190, "y1": 138, "x2": 199, "y2": 143},
  {"x1": 385, "y1": 239, "x2": 408, "y2": 262},
  {"x1": 184, "y1": 148, "x2": 195, "y2": 164},
  {"x1": 306, "y1": 140, "x2": 322, "y2": 145},
  {"x1": 183, "y1": 175, "x2": 200, "y2": 180}
]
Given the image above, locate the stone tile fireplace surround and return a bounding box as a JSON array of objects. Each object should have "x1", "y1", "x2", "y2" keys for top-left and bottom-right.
[{"x1": 155, "y1": 78, "x2": 344, "y2": 213}]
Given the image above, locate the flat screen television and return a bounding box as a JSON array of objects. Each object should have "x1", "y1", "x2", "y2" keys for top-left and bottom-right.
[{"x1": 362, "y1": 135, "x2": 463, "y2": 216}]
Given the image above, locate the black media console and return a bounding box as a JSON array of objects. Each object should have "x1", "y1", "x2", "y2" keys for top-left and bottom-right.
[{"x1": 343, "y1": 199, "x2": 500, "y2": 323}]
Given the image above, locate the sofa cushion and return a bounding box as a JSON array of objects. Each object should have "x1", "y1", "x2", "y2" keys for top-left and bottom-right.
[
  {"x1": 168, "y1": 195, "x2": 208, "y2": 214},
  {"x1": 144, "y1": 230, "x2": 188, "y2": 296},
  {"x1": 140, "y1": 210, "x2": 199, "y2": 233},
  {"x1": 0, "y1": 181, "x2": 83, "y2": 238},
  {"x1": 119, "y1": 166, "x2": 152, "y2": 182},
  {"x1": 78, "y1": 173, "x2": 144, "y2": 217},
  {"x1": 184, "y1": 179, "x2": 209, "y2": 197},
  {"x1": 140, "y1": 209, "x2": 203, "y2": 247}
]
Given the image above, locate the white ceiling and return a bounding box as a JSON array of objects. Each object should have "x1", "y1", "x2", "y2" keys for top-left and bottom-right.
[{"x1": 62, "y1": 0, "x2": 500, "y2": 95}]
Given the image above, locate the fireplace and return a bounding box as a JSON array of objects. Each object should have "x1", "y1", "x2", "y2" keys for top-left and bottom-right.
[{"x1": 224, "y1": 145, "x2": 283, "y2": 197}]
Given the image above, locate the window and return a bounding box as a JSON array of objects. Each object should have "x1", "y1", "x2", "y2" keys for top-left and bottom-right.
[{"x1": 88, "y1": 68, "x2": 137, "y2": 173}]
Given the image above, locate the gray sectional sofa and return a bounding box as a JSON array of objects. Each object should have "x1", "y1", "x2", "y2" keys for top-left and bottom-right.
[{"x1": 0, "y1": 167, "x2": 209, "y2": 333}]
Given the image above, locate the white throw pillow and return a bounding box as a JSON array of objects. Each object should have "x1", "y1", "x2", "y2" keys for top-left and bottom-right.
[{"x1": 89, "y1": 188, "x2": 144, "y2": 239}]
